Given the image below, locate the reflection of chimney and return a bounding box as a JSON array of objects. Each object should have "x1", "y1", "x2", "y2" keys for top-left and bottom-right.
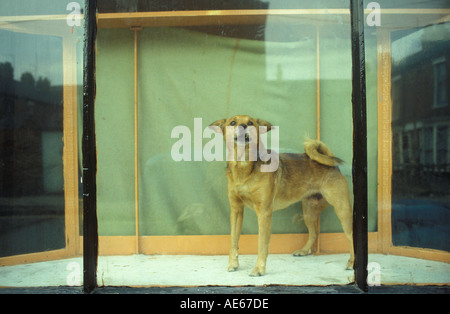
[{"x1": 420, "y1": 23, "x2": 450, "y2": 51}]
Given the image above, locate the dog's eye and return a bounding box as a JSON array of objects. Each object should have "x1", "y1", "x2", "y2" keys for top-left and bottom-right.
[
  {"x1": 248, "y1": 121, "x2": 253, "y2": 126},
  {"x1": 230, "y1": 121, "x2": 236, "y2": 126}
]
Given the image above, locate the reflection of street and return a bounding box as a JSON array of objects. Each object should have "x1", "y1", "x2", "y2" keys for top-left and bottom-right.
[
  {"x1": 391, "y1": 24, "x2": 449, "y2": 177},
  {"x1": 0, "y1": 195, "x2": 65, "y2": 258},
  {"x1": 392, "y1": 199, "x2": 450, "y2": 251},
  {"x1": 0, "y1": 50, "x2": 65, "y2": 258},
  {"x1": 0, "y1": 61, "x2": 64, "y2": 196},
  {"x1": 391, "y1": 23, "x2": 450, "y2": 253}
]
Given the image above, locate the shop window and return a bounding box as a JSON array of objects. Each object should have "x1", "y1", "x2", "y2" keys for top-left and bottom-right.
[
  {"x1": 0, "y1": 0, "x2": 449, "y2": 293},
  {"x1": 389, "y1": 17, "x2": 450, "y2": 254},
  {"x1": 0, "y1": 0, "x2": 84, "y2": 285}
]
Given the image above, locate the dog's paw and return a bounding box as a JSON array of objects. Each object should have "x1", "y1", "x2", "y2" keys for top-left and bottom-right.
[
  {"x1": 346, "y1": 259, "x2": 354, "y2": 270},
  {"x1": 227, "y1": 260, "x2": 239, "y2": 272},
  {"x1": 227, "y1": 265, "x2": 239, "y2": 272},
  {"x1": 249, "y1": 266, "x2": 265, "y2": 277},
  {"x1": 293, "y1": 249, "x2": 311, "y2": 256}
]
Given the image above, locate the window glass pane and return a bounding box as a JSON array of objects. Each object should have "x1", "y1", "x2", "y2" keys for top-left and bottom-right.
[
  {"x1": 0, "y1": 31, "x2": 64, "y2": 257},
  {"x1": 391, "y1": 23, "x2": 449, "y2": 251},
  {"x1": 96, "y1": 1, "x2": 360, "y2": 287},
  {"x1": 366, "y1": 0, "x2": 450, "y2": 286},
  {"x1": 0, "y1": 0, "x2": 84, "y2": 287}
]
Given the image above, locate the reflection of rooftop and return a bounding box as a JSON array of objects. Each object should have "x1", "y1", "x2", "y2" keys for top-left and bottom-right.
[
  {"x1": 0, "y1": 70, "x2": 63, "y2": 131},
  {"x1": 392, "y1": 29, "x2": 424, "y2": 63},
  {"x1": 0, "y1": 81, "x2": 62, "y2": 105},
  {"x1": 392, "y1": 23, "x2": 450, "y2": 65},
  {"x1": 0, "y1": 195, "x2": 64, "y2": 216}
]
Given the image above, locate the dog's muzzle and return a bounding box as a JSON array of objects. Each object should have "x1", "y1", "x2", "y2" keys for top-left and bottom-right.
[{"x1": 233, "y1": 125, "x2": 252, "y2": 146}]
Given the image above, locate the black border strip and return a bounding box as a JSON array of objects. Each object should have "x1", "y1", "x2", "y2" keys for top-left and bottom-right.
[
  {"x1": 82, "y1": 0, "x2": 98, "y2": 294},
  {"x1": 350, "y1": 0, "x2": 369, "y2": 292}
]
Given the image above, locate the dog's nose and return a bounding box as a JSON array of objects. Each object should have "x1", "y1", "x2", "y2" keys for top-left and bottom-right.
[{"x1": 239, "y1": 123, "x2": 247, "y2": 129}]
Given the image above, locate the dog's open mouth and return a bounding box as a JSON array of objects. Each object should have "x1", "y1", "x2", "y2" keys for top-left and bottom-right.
[{"x1": 234, "y1": 133, "x2": 251, "y2": 145}]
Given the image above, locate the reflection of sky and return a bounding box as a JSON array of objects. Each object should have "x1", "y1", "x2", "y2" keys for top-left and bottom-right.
[
  {"x1": 392, "y1": 29, "x2": 424, "y2": 64},
  {"x1": 392, "y1": 23, "x2": 450, "y2": 64},
  {"x1": 0, "y1": 30, "x2": 63, "y2": 86}
]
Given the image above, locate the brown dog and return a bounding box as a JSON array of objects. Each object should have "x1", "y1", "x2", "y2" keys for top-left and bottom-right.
[{"x1": 210, "y1": 115, "x2": 354, "y2": 276}]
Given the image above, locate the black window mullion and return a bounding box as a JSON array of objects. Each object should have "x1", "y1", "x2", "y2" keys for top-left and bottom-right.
[
  {"x1": 82, "y1": 0, "x2": 99, "y2": 294},
  {"x1": 350, "y1": 0, "x2": 369, "y2": 292}
]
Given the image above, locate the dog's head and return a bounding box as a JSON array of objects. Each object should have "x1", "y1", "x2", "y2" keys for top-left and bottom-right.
[
  {"x1": 209, "y1": 115, "x2": 272, "y2": 147},
  {"x1": 209, "y1": 115, "x2": 279, "y2": 171}
]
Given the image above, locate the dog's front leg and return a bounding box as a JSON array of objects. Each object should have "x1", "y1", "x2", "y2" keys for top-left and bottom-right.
[
  {"x1": 228, "y1": 195, "x2": 244, "y2": 272},
  {"x1": 250, "y1": 207, "x2": 273, "y2": 276}
]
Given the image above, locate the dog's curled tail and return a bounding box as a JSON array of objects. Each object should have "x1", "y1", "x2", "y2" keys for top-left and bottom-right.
[{"x1": 304, "y1": 139, "x2": 343, "y2": 167}]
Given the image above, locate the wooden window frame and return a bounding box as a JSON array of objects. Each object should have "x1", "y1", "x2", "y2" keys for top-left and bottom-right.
[
  {"x1": 90, "y1": 6, "x2": 450, "y2": 259},
  {"x1": 0, "y1": 15, "x2": 81, "y2": 267},
  {"x1": 82, "y1": 3, "x2": 450, "y2": 292},
  {"x1": 377, "y1": 29, "x2": 450, "y2": 263},
  {"x1": 94, "y1": 8, "x2": 360, "y2": 258}
]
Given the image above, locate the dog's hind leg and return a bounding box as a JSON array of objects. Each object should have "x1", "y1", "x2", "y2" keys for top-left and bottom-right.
[
  {"x1": 293, "y1": 195, "x2": 327, "y2": 257},
  {"x1": 333, "y1": 200, "x2": 354, "y2": 270},
  {"x1": 321, "y1": 177, "x2": 354, "y2": 270}
]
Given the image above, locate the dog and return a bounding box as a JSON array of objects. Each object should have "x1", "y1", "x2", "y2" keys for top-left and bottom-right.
[{"x1": 210, "y1": 115, "x2": 354, "y2": 276}]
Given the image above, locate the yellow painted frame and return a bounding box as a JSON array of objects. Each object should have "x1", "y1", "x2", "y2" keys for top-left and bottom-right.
[
  {"x1": 376, "y1": 29, "x2": 450, "y2": 263},
  {"x1": 94, "y1": 8, "x2": 450, "y2": 262},
  {"x1": 0, "y1": 18, "x2": 81, "y2": 266},
  {"x1": 95, "y1": 9, "x2": 370, "y2": 257}
]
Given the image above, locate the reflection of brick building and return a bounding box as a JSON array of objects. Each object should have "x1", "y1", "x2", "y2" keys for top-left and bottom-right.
[
  {"x1": 0, "y1": 64, "x2": 63, "y2": 197},
  {"x1": 391, "y1": 25, "x2": 450, "y2": 197}
]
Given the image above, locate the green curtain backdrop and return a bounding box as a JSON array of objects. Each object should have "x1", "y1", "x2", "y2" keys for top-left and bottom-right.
[{"x1": 95, "y1": 26, "x2": 378, "y2": 237}]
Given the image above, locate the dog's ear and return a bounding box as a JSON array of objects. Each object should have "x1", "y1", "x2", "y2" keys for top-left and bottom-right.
[
  {"x1": 257, "y1": 119, "x2": 272, "y2": 133},
  {"x1": 209, "y1": 119, "x2": 227, "y2": 133}
]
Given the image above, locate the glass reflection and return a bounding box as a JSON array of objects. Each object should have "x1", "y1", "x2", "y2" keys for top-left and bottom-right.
[
  {"x1": 0, "y1": 31, "x2": 65, "y2": 257},
  {"x1": 391, "y1": 23, "x2": 450, "y2": 251}
]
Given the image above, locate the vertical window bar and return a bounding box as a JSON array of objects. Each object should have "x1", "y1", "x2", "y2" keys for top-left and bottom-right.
[
  {"x1": 350, "y1": 0, "x2": 368, "y2": 292},
  {"x1": 83, "y1": 0, "x2": 98, "y2": 294}
]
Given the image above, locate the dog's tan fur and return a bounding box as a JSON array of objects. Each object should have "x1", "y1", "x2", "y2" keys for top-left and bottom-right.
[{"x1": 210, "y1": 115, "x2": 354, "y2": 276}]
